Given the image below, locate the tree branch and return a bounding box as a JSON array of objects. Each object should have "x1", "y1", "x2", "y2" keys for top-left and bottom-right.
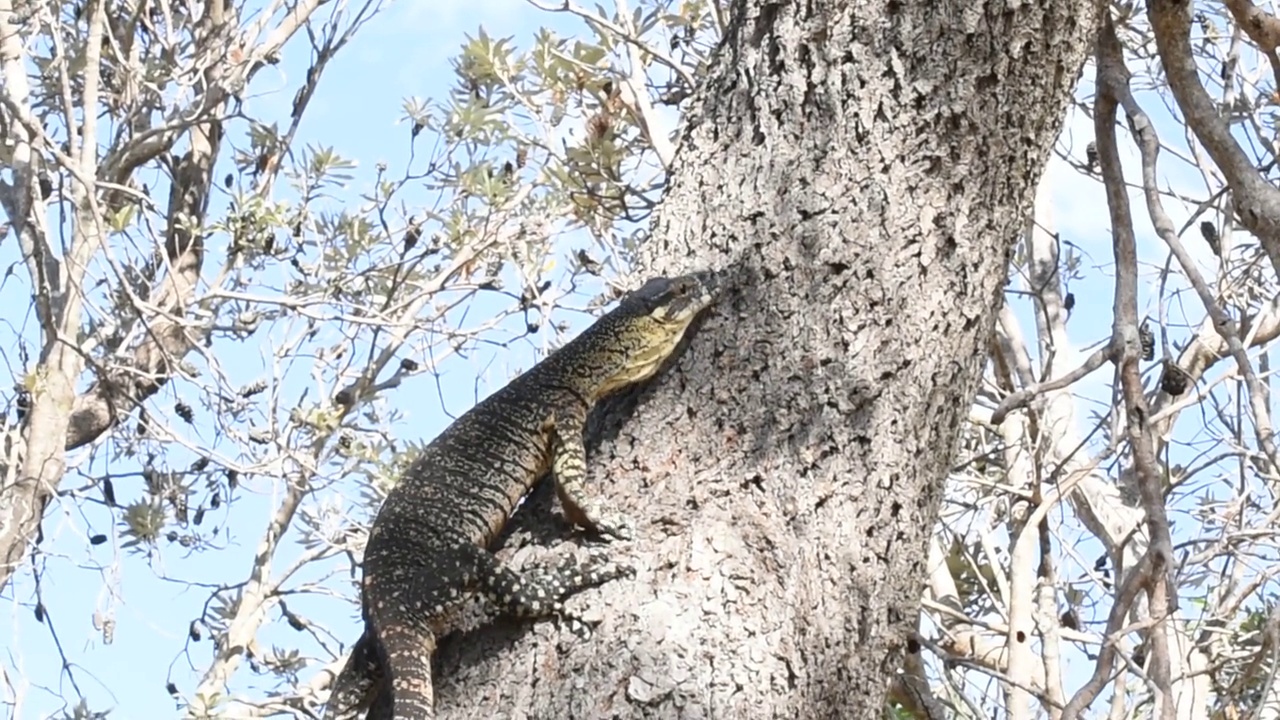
[
  {"x1": 990, "y1": 345, "x2": 1111, "y2": 425},
  {"x1": 1149, "y1": 0, "x2": 1280, "y2": 278},
  {"x1": 1093, "y1": 15, "x2": 1177, "y2": 719},
  {"x1": 1223, "y1": 0, "x2": 1280, "y2": 96},
  {"x1": 199, "y1": 195, "x2": 526, "y2": 707},
  {"x1": 1123, "y1": 5, "x2": 1280, "y2": 484}
]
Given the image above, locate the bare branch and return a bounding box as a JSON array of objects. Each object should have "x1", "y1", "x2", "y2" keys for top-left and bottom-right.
[
  {"x1": 1149, "y1": 0, "x2": 1280, "y2": 277},
  {"x1": 1114, "y1": 6, "x2": 1280, "y2": 483},
  {"x1": 990, "y1": 345, "x2": 1111, "y2": 425},
  {"x1": 1060, "y1": 552, "x2": 1157, "y2": 719},
  {"x1": 527, "y1": 0, "x2": 697, "y2": 92},
  {"x1": 1094, "y1": 15, "x2": 1178, "y2": 718},
  {"x1": 614, "y1": 0, "x2": 676, "y2": 169},
  {"x1": 194, "y1": 190, "x2": 528, "y2": 705},
  {"x1": 1223, "y1": 0, "x2": 1280, "y2": 94}
]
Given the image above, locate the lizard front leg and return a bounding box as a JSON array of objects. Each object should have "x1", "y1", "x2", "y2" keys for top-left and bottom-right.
[{"x1": 548, "y1": 412, "x2": 634, "y2": 540}]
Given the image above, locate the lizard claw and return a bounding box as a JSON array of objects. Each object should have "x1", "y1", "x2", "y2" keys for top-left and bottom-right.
[{"x1": 559, "y1": 610, "x2": 597, "y2": 640}]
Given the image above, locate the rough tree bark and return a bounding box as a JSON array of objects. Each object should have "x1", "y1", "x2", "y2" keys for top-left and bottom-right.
[{"x1": 426, "y1": 0, "x2": 1096, "y2": 716}]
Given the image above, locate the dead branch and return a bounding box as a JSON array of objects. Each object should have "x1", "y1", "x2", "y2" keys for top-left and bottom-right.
[
  {"x1": 0, "y1": 0, "x2": 335, "y2": 597},
  {"x1": 193, "y1": 186, "x2": 531, "y2": 705}
]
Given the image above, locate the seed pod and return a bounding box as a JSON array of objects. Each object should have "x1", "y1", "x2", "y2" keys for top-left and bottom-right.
[
  {"x1": 1060, "y1": 609, "x2": 1080, "y2": 630},
  {"x1": 1199, "y1": 221, "x2": 1221, "y2": 257},
  {"x1": 1161, "y1": 359, "x2": 1190, "y2": 396},
  {"x1": 1085, "y1": 141, "x2": 1098, "y2": 170},
  {"x1": 1139, "y1": 321, "x2": 1155, "y2": 361}
]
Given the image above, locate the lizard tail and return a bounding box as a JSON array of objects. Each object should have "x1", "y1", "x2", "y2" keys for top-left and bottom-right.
[{"x1": 376, "y1": 620, "x2": 438, "y2": 719}]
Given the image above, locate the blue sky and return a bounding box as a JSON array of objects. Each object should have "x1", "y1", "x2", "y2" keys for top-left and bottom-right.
[{"x1": 0, "y1": 3, "x2": 1271, "y2": 719}]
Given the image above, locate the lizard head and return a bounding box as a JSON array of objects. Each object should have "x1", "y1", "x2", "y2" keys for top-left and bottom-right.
[{"x1": 581, "y1": 269, "x2": 722, "y2": 400}]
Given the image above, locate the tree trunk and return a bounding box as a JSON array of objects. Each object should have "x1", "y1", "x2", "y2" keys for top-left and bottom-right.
[{"x1": 432, "y1": 0, "x2": 1095, "y2": 716}]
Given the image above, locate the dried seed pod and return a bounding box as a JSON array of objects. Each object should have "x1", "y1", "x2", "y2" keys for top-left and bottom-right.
[
  {"x1": 403, "y1": 217, "x2": 421, "y2": 254},
  {"x1": 1199, "y1": 221, "x2": 1221, "y2": 257},
  {"x1": 586, "y1": 111, "x2": 612, "y2": 143},
  {"x1": 1161, "y1": 359, "x2": 1190, "y2": 396},
  {"x1": 1085, "y1": 141, "x2": 1098, "y2": 170},
  {"x1": 1139, "y1": 321, "x2": 1155, "y2": 361},
  {"x1": 285, "y1": 608, "x2": 306, "y2": 631},
  {"x1": 1060, "y1": 609, "x2": 1080, "y2": 630},
  {"x1": 15, "y1": 387, "x2": 30, "y2": 422},
  {"x1": 576, "y1": 249, "x2": 603, "y2": 275}
]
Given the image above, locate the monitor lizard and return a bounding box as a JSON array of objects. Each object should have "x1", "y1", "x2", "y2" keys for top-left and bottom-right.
[{"x1": 325, "y1": 270, "x2": 722, "y2": 718}]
